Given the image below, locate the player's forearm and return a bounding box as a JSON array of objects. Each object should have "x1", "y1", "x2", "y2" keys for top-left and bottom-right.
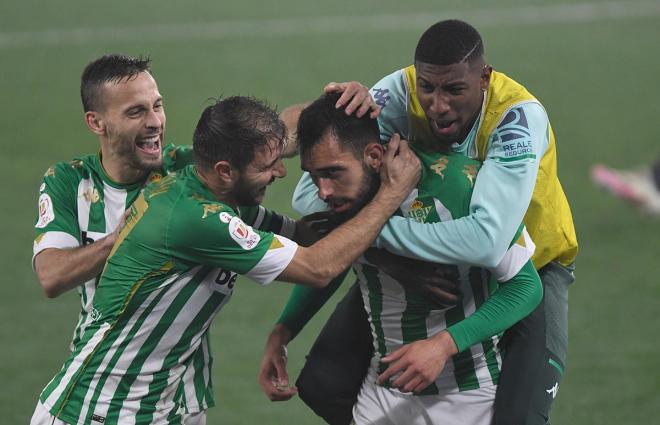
[
  {"x1": 297, "y1": 190, "x2": 407, "y2": 286},
  {"x1": 34, "y1": 237, "x2": 114, "y2": 298},
  {"x1": 280, "y1": 103, "x2": 308, "y2": 158},
  {"x1": 446, "y1": 260, "x2": 542, "y2": 352},
  {"x1": 276, "y1": 271, "x2": 346, "y2": 339}
]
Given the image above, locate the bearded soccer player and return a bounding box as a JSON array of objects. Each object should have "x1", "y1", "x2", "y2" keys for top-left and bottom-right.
[
  {"x1": 269, "y1": 20, "x2": 577, "y2": 425},
  {"x1": 259, "y1": 93, "x2": 543, "y2": 424},
  {"x1": 30, "y1": 95, "x2": 420, "y2": 425},
  {"x1": 32, "y1": 54, "x2": 218, "y2": 424}
]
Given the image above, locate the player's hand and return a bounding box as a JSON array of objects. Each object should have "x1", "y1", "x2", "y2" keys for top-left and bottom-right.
[
  {"x1": 258, "y1": 324, "x2": 298, "y2": 401},
  {"x1": 378, "y1": 134, "x2": 421, "y2": 203},
  {"x1": 363, "y1": 248, "x2": 461, "y2": 308},
  {"x1": 102, "y1": 208, "x2": 131, "y2": 248},
  {"x1": 324, "y1": 81, "x2": 381, "y2": 118},
  {"x1": 377, "y1": 331, "x2": 458, "y2": 393},
  {"x1": 300, "y1": 211, "x2": 341, "y2": 235}
]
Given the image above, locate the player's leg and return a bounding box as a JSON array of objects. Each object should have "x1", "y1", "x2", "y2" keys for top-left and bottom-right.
[
  {"x1": 494, "y1": 261, "x2": 574, "y2": 425},
  {"x1": 296, "y1": 281, "x2": 374, "y2": 425},
  {"x1": 30, "y1": 401, "x2": 68, "y2": 425}
]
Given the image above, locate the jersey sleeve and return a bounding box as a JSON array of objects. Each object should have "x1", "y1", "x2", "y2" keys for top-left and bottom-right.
[
  {"x1": 169, "y1": 204, "x2": 298, "y2": 286},
  {"x1": 33, "y1": 163, "x2": 81, "y2": 265},
  {"x1": 374, "y1": 102, "x2": 549, "y2": 268},
  {"x1": 370, "y1": 69, "x2": 410, "y2": 143},
  {"x1": 447, "y1": 259, "x2": 543, "y2": 353},
  {"x1": 238, "y1": 205, "x2": 297, "y2": 239},
  {"x1": 162, "y1": 143, "x2": 194, "y2": 173}
]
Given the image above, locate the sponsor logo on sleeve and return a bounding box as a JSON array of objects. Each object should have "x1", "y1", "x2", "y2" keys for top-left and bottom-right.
[
  {"x1": 229, "y1": 216, "x2": 260, "y2": 250},
  {"x1": 35, "y1": 193, "x2": 55, "y2": 228},
  {"x1": 372, "y1": 88, "x2": 391, "y2": 108},
  {"x1": 218, "y1": 212, "x2": 232, "y2": 223},
  {"x1": 502, "y1": 139, "x2": 534, "y2": 158}
]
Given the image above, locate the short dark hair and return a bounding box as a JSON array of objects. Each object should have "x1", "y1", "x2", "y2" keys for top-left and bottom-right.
[
  {"x1": 414, "y1": 20, "x2": 484, "y2": 66},
  {"x1": 297, "y1": 93, "x2": 380, "y2": 158},
  {"x1": 80, "y1": 54, "x2": 152, "y2": 112},
  {"x1": 193, "y1": 96, "x2": 287, "y2": 172}
]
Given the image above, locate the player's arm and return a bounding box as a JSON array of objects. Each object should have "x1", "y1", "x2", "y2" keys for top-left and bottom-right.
[
  {"x1": 32, "y1": 163, "x2": 116, "y2": 298},
  {"x1": 373, "y1": 103, "x2": 549, "y2": 267},
  {"x1": 378, "y1": 227, "x2": 543, "y2": 393},
  {"x1": 35, "y1": 234, "x2": 117, "y2": 298}
]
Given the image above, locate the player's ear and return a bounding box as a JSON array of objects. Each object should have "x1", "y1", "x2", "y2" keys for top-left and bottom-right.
[
  {"x1": 363, "y1": 143, "x2": 384, "y2": 170},
  {"x1": 213, "y1": 161, "x2": 236, "y2": 184},
  {"x1": 85, "y1": 111, "x2": 105, "y2": 136},
  {"x1": 480, "y1": 64, "x2": 492, "y2": 91}
]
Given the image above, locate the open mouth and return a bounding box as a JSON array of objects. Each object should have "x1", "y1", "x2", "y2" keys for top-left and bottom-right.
[
  {"x1": 430, "y1": 120, "x2": 457, "y2": 136},
  {"x1": 136, "y1": 135, "x2": 161, "y2": 155}
]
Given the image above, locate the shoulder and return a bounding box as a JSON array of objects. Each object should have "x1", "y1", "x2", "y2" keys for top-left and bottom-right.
[
  {"x1": 370, "y1": 68, "x2": 407, "y2": 108},
  {"x1": 162, "y1": 143, "x2": 193, "y2": 173}
]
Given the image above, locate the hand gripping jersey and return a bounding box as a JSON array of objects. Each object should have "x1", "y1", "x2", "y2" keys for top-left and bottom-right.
[
  {"x1": 355, "y1": 149, "x2": 536, "y2": 394},
  {"x1": 37, "y1": 165, "x2": 298, "y2": 425},
  {"x1": 372, "y1": 66, "x2": 577, "y2": 269}
]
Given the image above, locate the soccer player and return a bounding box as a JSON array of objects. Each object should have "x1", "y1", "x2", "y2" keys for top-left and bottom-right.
[
  {"x1": 30, "y1": 95, "x2": 420, "y2": 425},
  {"x1": 33, "y1": 54, "x2": 210, "y2": 424},
  {"x1": 269, "y1": 19, "x2": 578, "y2": 425},
  {"x1": 259, "y1": 93, "x2": 542, "y2": 424}
]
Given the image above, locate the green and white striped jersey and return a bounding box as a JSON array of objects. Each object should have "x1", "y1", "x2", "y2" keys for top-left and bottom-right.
[
  {"x1": 37, "y1": 165, "x2": 298, "y2": 425},
  {"x1": 356, "y1": 148, "x2": 535, "y2": 394},
  {"x1": 33, "y1": 145, "x2": 217, "y2": 413}
]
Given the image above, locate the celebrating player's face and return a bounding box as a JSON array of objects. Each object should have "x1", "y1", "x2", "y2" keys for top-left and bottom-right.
[
  {"x1": 415, "y1": 60, "x2": 490, "y2": 147},
  {"x1": 233, "y1": 138, "x2": 287, "y2": 206},
  {"x1": 97, "y1": 72, "x2": 166, "y2": 173},
  {"x1": 302, "y1": 134, "x2": 380, "y2": 220}
]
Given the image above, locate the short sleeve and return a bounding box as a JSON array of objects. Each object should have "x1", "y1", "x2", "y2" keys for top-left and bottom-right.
[
  {"x1": 169, "y1": 204, "x2": 297, "y2": 285},
  {"x1": 33, "y1": 163, "x2": 81, "y2": 262}
]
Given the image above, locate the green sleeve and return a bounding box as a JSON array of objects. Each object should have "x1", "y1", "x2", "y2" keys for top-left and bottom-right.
[
  {"x1": 162, "y1": 144, "x2": 193, "y2": 172},
  {"x1": 447, "y1": 260, "x2": 543, "y2": 353},
  {"x1": 276, "y1": 269, "x2": 348, "y2": 339}
]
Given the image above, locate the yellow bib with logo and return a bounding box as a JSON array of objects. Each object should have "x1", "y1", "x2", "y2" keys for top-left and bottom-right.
[{"x1": 403, "y1": 65, "x2": 577, "y2": 268}]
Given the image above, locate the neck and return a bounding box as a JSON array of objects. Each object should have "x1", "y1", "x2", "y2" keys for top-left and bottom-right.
[
  {"x1": 100, "y1": 154, "x2": 149, "y2": 185},
  {"x1": 194, "y1": 166, "x2": 238, "y2": 208}
]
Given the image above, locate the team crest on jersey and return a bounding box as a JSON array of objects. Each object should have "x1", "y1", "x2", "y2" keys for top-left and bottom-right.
[
  {"x1": 82, "y1": 187, "x2": 100, "y2": 203},
  {"x1": 430, "y1": 156, "x2": 449, "y2": 178},
  {"x1": 462, "y1": 164, "x2": 478, "y2": 186},
  {"x1": 218, "y1": 212, "x2": 232, "y2": 223},
  {"x1": 35, "y1": 193, "x2": 55, "y2": 228},
  {"x1": 201, "y1": 203, "x2": 223, "y2": 219},
  {"x1": 407, "y1": 199, "x2": 433, "y2": 223},
  {"x1": 228, "y1": 216, "x2": 260, "y2": 250},
  {"x1": 89, "y1": 307, "x2": 102, "y2": 322}
]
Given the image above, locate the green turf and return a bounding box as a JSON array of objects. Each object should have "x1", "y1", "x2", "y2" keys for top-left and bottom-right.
[{"x1": 1, "y1": 0, "x2": 659, "y2": 423}]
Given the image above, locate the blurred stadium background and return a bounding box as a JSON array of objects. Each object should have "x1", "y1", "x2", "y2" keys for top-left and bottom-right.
[{"x1": 1, "y1": 0, "x2": 658, "y2": 423}]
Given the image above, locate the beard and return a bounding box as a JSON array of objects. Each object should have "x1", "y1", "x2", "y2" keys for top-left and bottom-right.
[
  {"x1": 334, "y1": 165, "x2": 381, "y2": 224},
  {"x1": 107, "y1": 126, "x2": 163, "y2": 173},
  {"x1": 231, "y1": 174, "x2": 272, "y2": 207}
]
